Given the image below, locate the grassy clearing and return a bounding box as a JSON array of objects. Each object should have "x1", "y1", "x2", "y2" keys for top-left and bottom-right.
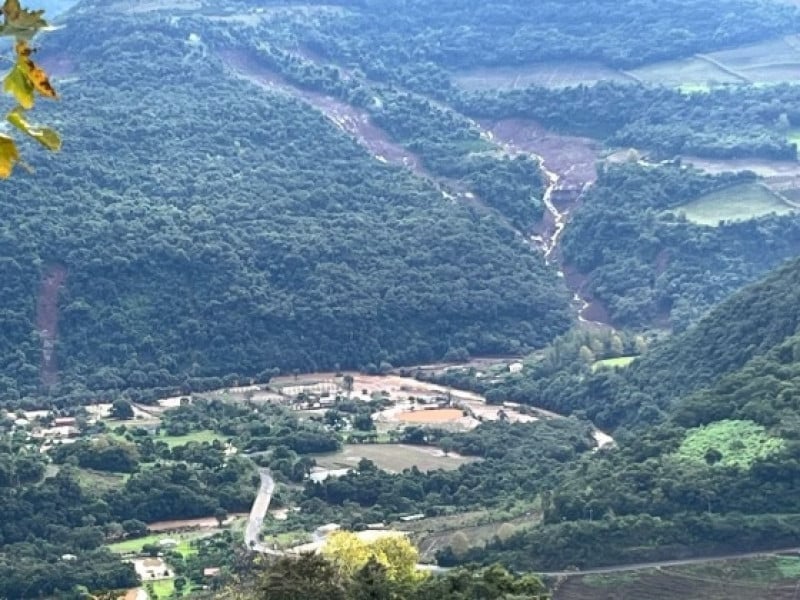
[
  {"x1": 776, "y1": 555, "x2": 800, "y2": 578},
  {"x1": 674, "y1": 419, "x2": 784, "y2": 468},
  {"x1": 628, "y1": 57, "x2": 741, "y2": 87},
  {"x1": 707, "y1": 37, "x2": 800, "y2": 68},
  {"x1": 788, "y1": 128, "x2": 800, "y2": 147},
  {"x1": 678, "y1": 82, "x2": 711, "y2": 93},
  {"x1": 107, "y1": 531, "x2": 205, "y2": 555},
  {"x1": 147, "y1": 578, "x2": 188, "y2": 599},
  {"x1": 452, "y1": 61, "x2": 627, "y2": 91},
  {"x1": 157, "y1": 430, "x2": 226, "y2": 448},
  {"x1": 313, "y1": 443, "x2": 477, "y2": 473},
  {"x1": 670, "y1": 183, "x2": 795, "y2": 225},
  {"x1": 591, "y1": 356, "x2": 637, "y2": 371},
  {"x1": 74, "y1": 468, "x2": 128, "y2": 493}
]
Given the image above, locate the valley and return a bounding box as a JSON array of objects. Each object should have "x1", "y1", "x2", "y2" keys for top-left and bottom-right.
[{"x1": 7, "y1": 0, "x2": 800, "y2": 598}]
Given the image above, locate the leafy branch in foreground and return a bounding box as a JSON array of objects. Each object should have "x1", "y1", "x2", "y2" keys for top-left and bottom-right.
[{"x1": 0, "y1": 0, "x2": 60, "y2": 177}]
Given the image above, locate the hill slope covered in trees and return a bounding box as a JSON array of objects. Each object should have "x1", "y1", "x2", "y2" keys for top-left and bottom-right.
[
  {"x1": 0, "y1": 8, "x2": 573, "y2": 406},
  {"x1": 439, "y1": 256, "x2": 800, "y2": 570}
]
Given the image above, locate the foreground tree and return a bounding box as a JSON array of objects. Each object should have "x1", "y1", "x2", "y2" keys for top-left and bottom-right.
[
  {"x1": 0, "y1": 0, "x2": 61, "y2": 177},
  {"x1": 322, "y1": 531, "x2": 423, "y2": 585}
]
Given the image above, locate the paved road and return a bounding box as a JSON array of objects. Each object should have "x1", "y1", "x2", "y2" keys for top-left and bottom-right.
[
  {"x1": 536, "y1": 546, "x2": 800, "y2": 577},
  {"x1": 244, "y1": 468, "x2": 281, "y2": 554},
  {"x1": 240, "y1": 468, "x2": 798, "y2": 576}
]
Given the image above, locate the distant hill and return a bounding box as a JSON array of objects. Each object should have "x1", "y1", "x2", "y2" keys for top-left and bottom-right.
[
  {"x1": 447, "y1": 256, "x2": 800, "y2": 571},
  {"x1": 628, "y1": 255, "x2": 800, "y2": 407}
]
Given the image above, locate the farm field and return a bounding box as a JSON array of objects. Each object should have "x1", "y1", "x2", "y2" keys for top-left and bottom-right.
[
  {"x1": 592, "y1": 356, "x2": 637, "y2": 371},
  {"x1": 451, "y1": 36, "x2": 800, "y2": 94},
  {"x1": 704, "y1": 36, "x2": 800, "y2": 82},
  {"x1": 74, "y1": 468, "x2": 129, "y2": 493},
  {"x1": 107, "y1": 531, "x2": 208, "y2": 555},
  {"x1": 628, "y1": 57, "x2": 743, "y2": 87},
  {"x1": 312, "y1": 443, "x2": 478, "y2": 473},
  {"x1": 707, "y1": 37, "x2": 800, "y2": 69},
  {"x1": 158, "y1": 430, "x2": 227, "y2": 447},
  {"x1": 553, "y1": 556, "x2": 800, "y2": 600},
  {"x1": 670, "y1": 183, "x2": 796, "y2": 225},
  {"x1": 452, "y1": 61, "x2": 630, "y2": 90},
  {"x1": 674, "y1": 419, "x2": 784, "y2": 468},
  {"x1": 147, "y1": 578, "x2": 194, "y2": 598},
  {"x1": 680, "y1": 155, "x2": 800, "y2": 179}
]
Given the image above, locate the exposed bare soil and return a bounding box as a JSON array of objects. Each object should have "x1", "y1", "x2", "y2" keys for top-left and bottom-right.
[
  {"x1": 219, "y1": 50, "x2": 428, "y2": 176},
  {"x1": 35, "y1": 265, "x2": 67, "y2": 387},
  {"x1": 395, "y1": 408, "x2": 467, "y2": 423},
  {"x1": 481, "y1": 119, "x2": 602, "y2": 190}
]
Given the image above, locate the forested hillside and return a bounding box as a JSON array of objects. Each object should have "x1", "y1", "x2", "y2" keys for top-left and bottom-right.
[
  {"x1": 291, "y1": 0, "x2": 799, "y2": 72},
  {"x1": 257, "y1": 0, "x2": 800, "y2": 159},
  {"x1": 561, "y1": 163, "x2": 800, "y2": 329},
  {"x1": 0, "y1": 10, "x2": 573, "y2": 405},
  {"x1": 439, "y1": 257, "x2": 800, "y2": 570}
]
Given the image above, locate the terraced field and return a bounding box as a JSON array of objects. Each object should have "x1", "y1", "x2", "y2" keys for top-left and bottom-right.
[
  {"x1": 553, "y1": 556, "x2": 800, "y2": 600},
  {"x1": 452, "y1": 62, "x2": 631, "y2": 90},
  {"x1": 628, "y1": 57, "x2": 743, "y2": 87},
  {"x1": 706, "y1": 36, "x2": 800, "y2": 83},
  {"x1": 454, "y1": 35, "x2": 800, "y2": 91}
]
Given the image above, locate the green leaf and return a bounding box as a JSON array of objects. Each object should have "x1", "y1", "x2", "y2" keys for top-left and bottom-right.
[
  {"x1": 0, "y1": 134, "x2": 20, "y2": 178},
  {"x1": 7, "y1": 107, "x2": 60, "y2": 151},
  {"x1": 3, "y1": 62, "x2": 34, "y2": 109}
]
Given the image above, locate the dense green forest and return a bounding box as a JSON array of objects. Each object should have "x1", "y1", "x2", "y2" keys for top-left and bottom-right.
[
  {"x1": 433, "y1": 257, "x2": 800, "y2": 569},
  {"x1": 457, "y1": 83, "x2": 800, "y2": 160},
  {"x1": 283, "y1": 0, "x2": 800, "y2": 73},
  {"x1": 560, "y1": 162, "x2": 800, "y2": 329},
  {"x1": 0, "y1": 10, "x2": 572, "y2": 406},
  {"x1": 235, "y1": 0, "x2": 800, "y2": 159},
  {"x1": 10, "y1": 0, "x2": 800, "y2": 596}
]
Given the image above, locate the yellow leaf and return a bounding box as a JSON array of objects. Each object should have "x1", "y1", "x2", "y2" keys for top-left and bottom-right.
[
  {"x1": 7, "y1": 107, "x2": 60, "y2": 151},
  {"x1": 15, "y1": 40, "x2": 57, "y2": 100},
  {"x1": 0, "y1": 0, "x2": 47, "y2": 38},
  {"x1": 3, "y1": 61, "x2": 34, "y2": 109},
  {"x1": 0, "y1": 134, "x2": 20, "y2": 178}
]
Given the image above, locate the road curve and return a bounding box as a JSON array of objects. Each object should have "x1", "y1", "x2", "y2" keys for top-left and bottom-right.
[{"x1": 244, "y1": 468, "x2": 281, "y2": 554}]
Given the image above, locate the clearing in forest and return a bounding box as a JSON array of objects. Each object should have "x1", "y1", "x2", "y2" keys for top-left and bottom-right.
[
  {"x1": 313, "y1": 443, "x2": 477, "y2": 473},
  {"x1": 107, "y1": 531, "x2": 207, "y2": 555},
  {"x1": 705, "y1": 36, "x2": 800, "y2": 83},
  {"x1": 670, "y1": 182, "x2": 796, "y2": 225},
  {"x1": 674, "y1": 419, "x2": 784, "y2": 468},
  {"x1": 452, "y1": 61, "x2": 629, "y2": 91},
  {"x1": 627, "y1": 56, "x2": 743, "y2": 87},
  {"x1": 591, "y1": 356, "x2": 637, "y2": 371}
]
